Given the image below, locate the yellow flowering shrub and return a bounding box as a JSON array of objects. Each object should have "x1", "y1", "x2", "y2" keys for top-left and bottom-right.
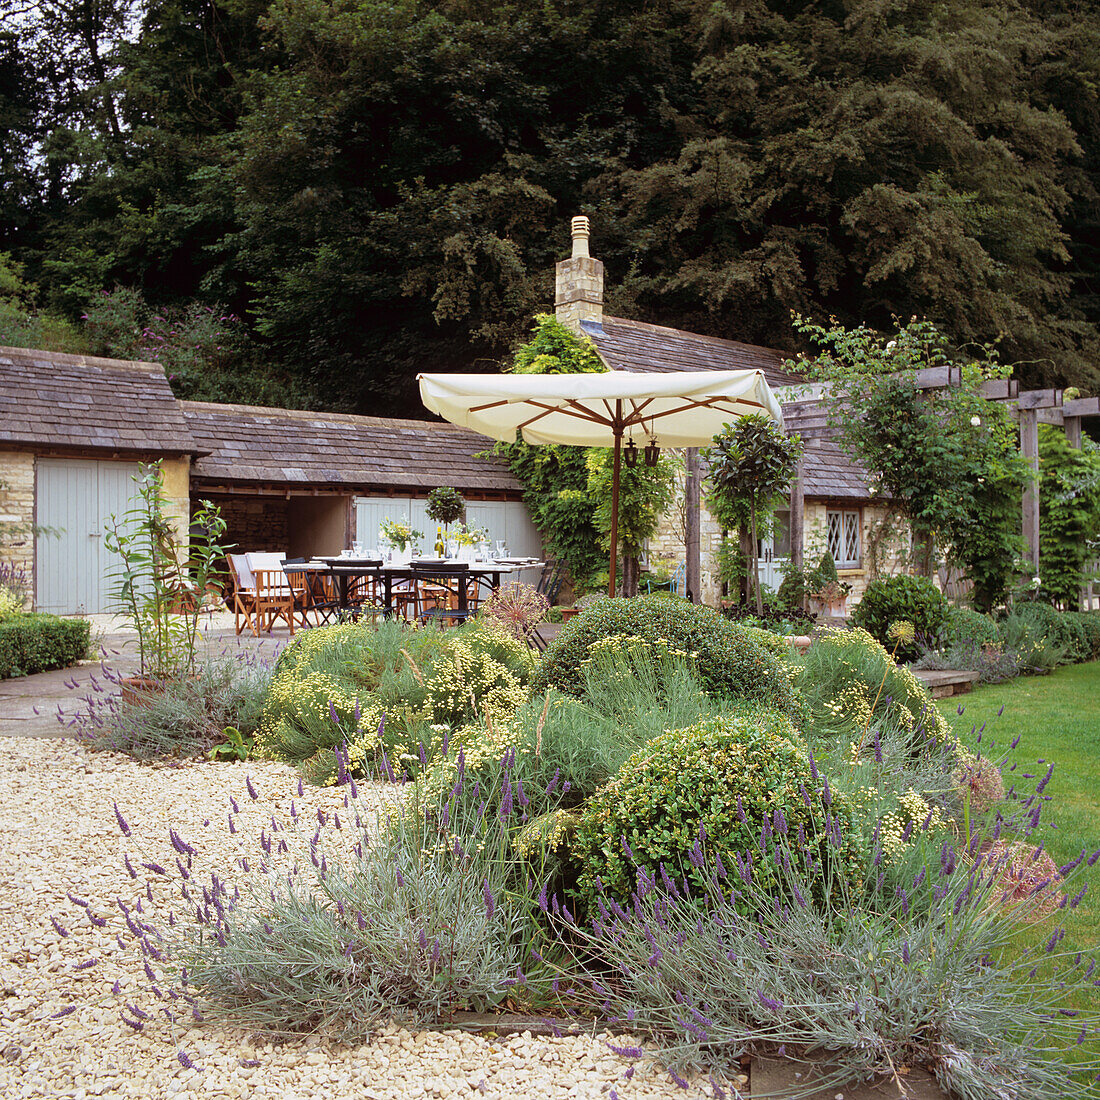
[
  {"x1": 514, "y1": 808, "x2": 579, "y2": 861},
  {"x1": 256, "y1": 619, "x2": 534, "y2": 784},
  {"x1": 420, "y1": 624, "x2": 532, "y2": 728},
  {"x1": 878, "y1": 788, "x2": 949, "y2": 866},
  {"x1": 0, "y1": 587, "x2": 23, "y2": 622}
]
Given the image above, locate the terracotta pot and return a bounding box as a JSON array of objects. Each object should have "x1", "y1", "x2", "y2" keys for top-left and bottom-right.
[
  {"x1": 787, "y1": 635, "x2": 813, "y2": 654},
  {"x1": 808, "y1": 595, "x2": 848, "y2": 617},
  {"x1": 560, "y1": 607, "x2": 580, "y2": 621},
  {"x1": 119, "y1": 675, "x2": 164, "y2": 705}
]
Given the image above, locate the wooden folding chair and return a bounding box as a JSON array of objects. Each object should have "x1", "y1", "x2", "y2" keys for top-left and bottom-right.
[
  {"x1": 246, "y1": 552, "x2": 299, "y2": 634},
  {"x1": 227, "y1": 554, "x2": 262, "y2": 636}
]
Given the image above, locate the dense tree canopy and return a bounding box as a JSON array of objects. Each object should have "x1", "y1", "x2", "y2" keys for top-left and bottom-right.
[{"x1": 1, "y1": 0, "x2": 1098, "y2": 412}]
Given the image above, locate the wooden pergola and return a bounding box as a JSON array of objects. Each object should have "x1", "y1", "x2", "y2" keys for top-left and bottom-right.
[{"x1": 776, "y1": 370, "x2": 1100, "y2": 584}]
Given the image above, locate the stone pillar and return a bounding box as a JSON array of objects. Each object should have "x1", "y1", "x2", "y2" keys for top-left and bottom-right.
[
  {"x1": 1020, "y1": 408, "x2": 1040, "y2": 573},
  {"x1": 684, "y1": 448, "x2": 700, "y2": 602},
  {"x1": 0, "y1": 450, "x2": 36, "y2": 608},
  {"x1": 555, "y1": 216, "x2": 604, "y2": 334}
]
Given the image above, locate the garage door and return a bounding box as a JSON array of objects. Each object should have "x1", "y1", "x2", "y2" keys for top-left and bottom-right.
[
  {"x1": 353, "y1": 496, "x2": 543, "y2": 560},
  {"x1": 36, "y1": 459, "x2": 142, "y2": 614}
]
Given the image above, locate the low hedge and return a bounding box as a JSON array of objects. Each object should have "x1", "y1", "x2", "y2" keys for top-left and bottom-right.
[
  {"x1": 0, "y1": 614, "x2": 90, "y2": 679},
  {"x1": 1006, "y1": 604, "x2": 1100, "y2": 664}
]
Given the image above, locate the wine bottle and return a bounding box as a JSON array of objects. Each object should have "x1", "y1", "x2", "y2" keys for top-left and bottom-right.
[{"x1": 435, "y1": 526, "x2": 445, "y2": 557}]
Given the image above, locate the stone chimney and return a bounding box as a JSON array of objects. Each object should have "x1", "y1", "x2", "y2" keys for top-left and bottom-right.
[{"x1": 555, "y1": 215, "x2": 604, "y2": 333}]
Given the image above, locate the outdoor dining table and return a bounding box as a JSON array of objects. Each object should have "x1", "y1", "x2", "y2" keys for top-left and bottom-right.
[{"x1": 286, "y1": 558, "x2": 542, "y2": 619}]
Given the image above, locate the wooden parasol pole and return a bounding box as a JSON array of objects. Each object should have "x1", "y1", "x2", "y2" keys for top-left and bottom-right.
[{"x1": 609, "y1": 402, "x2": 622, "y2": 597}]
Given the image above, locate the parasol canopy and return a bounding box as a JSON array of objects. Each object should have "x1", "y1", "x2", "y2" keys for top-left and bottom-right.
[
  {"x1": 417, "y1": 368, "x2": 784, "y2": 595},
  {"x1": 417, "y1": 369, "x2": 783, "y2": 447}
]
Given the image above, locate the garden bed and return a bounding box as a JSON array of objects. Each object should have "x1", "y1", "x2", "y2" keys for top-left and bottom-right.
[{"x1": 0, "y1": 738, "x2": 709, "y2": 1100}]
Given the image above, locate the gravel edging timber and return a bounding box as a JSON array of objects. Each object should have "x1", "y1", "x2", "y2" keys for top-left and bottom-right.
[{"x1": 0, "y1": 738, "x2": 732, "y2": 1100}]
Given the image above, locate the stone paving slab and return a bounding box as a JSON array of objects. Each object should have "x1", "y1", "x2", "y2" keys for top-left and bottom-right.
[{"x1": 0, "y1": 623, "x2": 290, "y2": 738}]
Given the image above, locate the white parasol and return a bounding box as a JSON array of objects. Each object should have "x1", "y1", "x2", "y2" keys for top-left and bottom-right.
[{"x1": 418, "y1": 369, "x2": 784, "y2": 595}]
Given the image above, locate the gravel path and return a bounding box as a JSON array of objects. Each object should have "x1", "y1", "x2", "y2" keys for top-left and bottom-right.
[{"x1": 0, "y1": 738, "x2": 733, "y2": 1099}]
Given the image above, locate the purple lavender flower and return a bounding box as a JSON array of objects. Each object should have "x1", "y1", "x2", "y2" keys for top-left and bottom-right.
[
  {"x1": 113, "y1": 802, "x2": 132, "y2": 837},
  {"x1": 245, "y1": 775, "x2": 259, "y2": 800}
]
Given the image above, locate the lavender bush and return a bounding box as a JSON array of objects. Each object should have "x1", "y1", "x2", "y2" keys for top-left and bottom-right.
[
  {"x1": 92, "y1": 754, "x2": 556, "y2": 1040},
  {"x1": 74, "y1": 650, "x2": 273, "y2": 759},
  {"x1": 560, "y1": 787, "x2": 1100, "y2": 1099}
]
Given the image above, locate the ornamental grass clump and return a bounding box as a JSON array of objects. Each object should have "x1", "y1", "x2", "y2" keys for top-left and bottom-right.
[
  {"x1": 532, "y1": 593, "x2": 802, "y2": 721},
  {"x1": 797, "y1": 627, "x2": 951, "y2": 750},
  {"x1": 559, "y1": 785, "x2": 1100, "y2": 1100}
]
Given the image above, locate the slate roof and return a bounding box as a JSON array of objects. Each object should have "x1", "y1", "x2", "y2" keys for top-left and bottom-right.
[
  {"x1": 581, "y1": 316, "x2": 805, "y2": 388},
  {"x1": 801, "y1": 438, "x2": 876, "y2": 501},
  {"x1": 0, "y1": 346, "x2": 198, "y2": 455},
  {"x1": 183, "y1": 402, "x2": 523, "y2": 494}
]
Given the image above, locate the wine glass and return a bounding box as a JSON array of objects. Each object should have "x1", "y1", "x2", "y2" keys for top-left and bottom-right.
[{"x1": 495, "y1": 540, "x2": 507, "y2": 558}]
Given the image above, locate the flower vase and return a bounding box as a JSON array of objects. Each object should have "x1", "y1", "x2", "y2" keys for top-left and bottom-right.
[{"x1": 392, "y1": 546, "x2": 412, "y2": 566}]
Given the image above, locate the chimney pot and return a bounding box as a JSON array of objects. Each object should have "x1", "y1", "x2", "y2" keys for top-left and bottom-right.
[{"x1": 571, "y1": 215, "x2": 591, "y2": 258}]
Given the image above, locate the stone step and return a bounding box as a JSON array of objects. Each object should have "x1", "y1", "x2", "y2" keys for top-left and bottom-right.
[
  {"x1": 751, "y1": 1056, "x2": 945, "y2": 1098},
  {"x1": 911, "y1": 668, "x2": 980, "y2": 699}
]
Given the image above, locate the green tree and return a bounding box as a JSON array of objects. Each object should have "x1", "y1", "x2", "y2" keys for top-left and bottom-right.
[
  {"x1": 798, "y1": 317, "x2": 1029, "y2": 611},
  {"x1": 704, "y1": 414, "x2": 801, "y2": 614},
  {"x1": 614, "y1": 0, "x2": 1100, "y2": 391},
  {"x1": 0, "y1": 252, "x2": 86, "y2": 352}
]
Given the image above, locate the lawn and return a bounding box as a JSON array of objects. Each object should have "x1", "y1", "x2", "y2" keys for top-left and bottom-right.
[{"x1": 939, "y1": 660, "x2": 1100, "y2": 1009}]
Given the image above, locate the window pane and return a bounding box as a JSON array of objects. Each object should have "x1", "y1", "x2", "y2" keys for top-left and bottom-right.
[
  {"x1": 843, "y1": 512, "x2": 860, "y2": 566},
  {"x1": 774, "y1": 510, "x2": 791, "y2": 558},
  {"x1": 826, "y1": 511, "x2": 841, "y2": 561}
]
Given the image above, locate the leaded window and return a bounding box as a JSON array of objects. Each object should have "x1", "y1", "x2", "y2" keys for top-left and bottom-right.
[{"x1": 826, "y1": 509, "x2": 861, "y2": 568}]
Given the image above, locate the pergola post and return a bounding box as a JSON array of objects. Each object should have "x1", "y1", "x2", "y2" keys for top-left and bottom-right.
[
  {"x1": 1065, "y1": 416, "x2": 1083, "y2": 449},
  {"x1": 684, "y1": 448, "x2": 700, "y2": 602},
  {"x1": 789, "y1": 455, "x2": 805, "y2": 574},
  {"x1": 1020, "y1": 408, "x2": 1040, "y2": 574}
]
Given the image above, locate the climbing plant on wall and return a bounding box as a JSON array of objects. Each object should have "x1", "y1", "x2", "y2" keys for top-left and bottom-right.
[
  {"x1": 796, "y1": 317, "x2": 1029, "y2": 611},
  {"x1": 1038, "y1": 426, "x2": 1100, "y2": 607},
  {"x1": 489, "y1": 315, "x2": 607, "y2": 590}
]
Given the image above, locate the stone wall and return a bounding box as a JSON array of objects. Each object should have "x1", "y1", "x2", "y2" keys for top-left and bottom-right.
[
  {"x1": 800, "y1": 500, "x2": 908, "y2": 603},
  {"x1": 160, "y1": 456, "x2": 192, "y2": 548},
  {"x1": 650, "y1": 482, "x2": 909, "y2": 608},
  {"x1": 649, "y1": 468, "x2": 723, "y2": 606},
  {"x1": 0, "y1": 450, "x2": 34, "y2": 605},
  {"x1": 198, "y1": 493, "x2": 289, "y2": 554}
]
